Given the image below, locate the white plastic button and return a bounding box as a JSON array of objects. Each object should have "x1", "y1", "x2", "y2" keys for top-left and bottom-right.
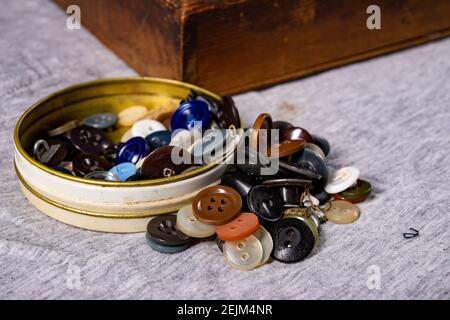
[
  {"x1": 252, "y1": 226, "x2": 273, "y2": 267},
  {"x1": 325, "y1": 166, "x2": 360, "y2": 194},
  {"x1": 176, "y1": 205, "x2": 216, "y2": 238},
  {"x1": 118, "y1": 106, "x2": 148, "y2": 126},
  {"x1": 132, "y1": 119, "x2": 166, "y2": 138},
  {"x1": 223, "y1": 235, "x2": 263, "y2": 271}
]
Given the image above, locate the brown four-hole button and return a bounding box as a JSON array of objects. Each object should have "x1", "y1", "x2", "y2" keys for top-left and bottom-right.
[{"x1": 192, "y1": 185, "x2": 242, "y2": 225}]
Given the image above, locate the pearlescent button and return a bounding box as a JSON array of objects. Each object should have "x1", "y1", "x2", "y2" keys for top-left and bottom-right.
[
  {"x1": 252, "y1": 226, "x2": 273, "y2": 267},
  {"x1": 118, "y1": 106, "x2": 148, "y2": 126},
  {"x1": 223, "y1": 235, "x2": 263, "y2": 271},
  {"x1": 82, "y1": 113, "x2": 118, "y2": 130},
  {"x1": 176, "y1": 205, "x2": 216, "y2": 238},
  {"x1": 325, "y1": 200, "x2": 360, "y2": 224},
  {"x1": 109, "y1": 162, "x2": 137, "y2": 181},
  {"x1": 325, "y1": 166, "x2": 360, "y2": 194},
  {"x1": 131, "y1": 119, "x2": 166, "y2": 138}
]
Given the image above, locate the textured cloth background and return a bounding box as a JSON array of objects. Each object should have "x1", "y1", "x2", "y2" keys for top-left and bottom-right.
[{"x1": 0, "y1": 0, "x2": 449, "y2": 300}]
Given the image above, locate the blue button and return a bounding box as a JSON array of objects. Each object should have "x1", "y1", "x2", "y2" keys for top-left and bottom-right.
[
  {"x1": 116, "y1": 137, "x2": 149, "y2": 165},
  {"x1": 109, "y1": 162, "x2": 137, "y2": 181},
  {"x1": 145, "y1": 130, "x2": 172, "y2": 151},
  {"x1": 170, "y1": 99, "x2": 211, "y2": 131}
]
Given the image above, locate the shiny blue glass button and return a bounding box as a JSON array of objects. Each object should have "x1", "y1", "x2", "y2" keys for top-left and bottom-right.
[
  {"x1": 116, "y1": 137, "x2": 149, "y2": 165},
  {"x1": 170, "y1": 99, "x2": 211, "y2": 131},
  {"x1": 109, "y1": 162, "x2": 137, "y2": 182},
  {"x1": 145, "y1": 130, "x2": 172, "y2": 151}
]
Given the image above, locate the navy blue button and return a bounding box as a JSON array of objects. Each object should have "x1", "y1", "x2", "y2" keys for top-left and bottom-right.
[
  {"x1": 116, "y1": 137, "x2": 149, "y2": 165},
  {"x1": 145, "y1": 130, "x2": 172, "y2": 151},
  {"x1": 170, "y1": 99, "x2": 211, "y2": 131},
  {"x1": 109, "y1": 162, "x2": 137, "y2": 181}
]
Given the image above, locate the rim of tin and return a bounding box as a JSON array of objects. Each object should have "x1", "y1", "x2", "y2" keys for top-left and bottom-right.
[
  {"x1": 14, "y1": 77, "x2": 232, "y2": 187},
  {"x1": 15, "y1": 163, "x2": 180, "y2": 219}
]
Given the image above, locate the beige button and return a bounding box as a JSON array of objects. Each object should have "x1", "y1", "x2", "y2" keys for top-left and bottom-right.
[
  {"x1": 118, "y1": 106, "x2": 148, "y2": 126},
  {"x1": 252, "y1": 226, "x2": 273, "y2": 267},
  {"x1": 325, "y1": 200, "x2": 360, "y2": 224},
  {"x1": 131, "y1": 119, "x2": 166, "y2": 138},
  {"x1": 223, "y1": 235, "x2": 263, "y2": 271},
  {"x1": 176, "y1": 205, "x2": 216, "y2": 238}
]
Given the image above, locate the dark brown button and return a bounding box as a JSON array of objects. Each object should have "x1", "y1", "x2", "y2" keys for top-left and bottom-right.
[
  {"x1": 72, "y1": 153, "x2": 113, "y2": 177},
  {"x1": 207, "y1": 95, "x2": 240, "y2": 129},
  {"x1": 141, "y1": 146, "x2": 193, "y2": 178},
  {"x1": 70, "y1": 125, "x2": 111, "y2": 155},
  {"x1": 192, "y1": 185, "x2": 242, "y2": 225},
  {"x1": 280, "y1": 127, "x2": 313, "y2": 143},
  {"x1": 250, "y1": 113, "x2": 272, "y2": 154},
  {"x1": 270, "y1": 139, "x2": 306, "y2": 158}
]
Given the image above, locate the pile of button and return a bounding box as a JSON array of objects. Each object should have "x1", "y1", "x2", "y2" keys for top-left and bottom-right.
[
  {"x1": 32, "y1": 91, "x2": 241, "y2": 181},
  {"x1": 145, "y1": 107, "x2": 373, "y2": 271}
]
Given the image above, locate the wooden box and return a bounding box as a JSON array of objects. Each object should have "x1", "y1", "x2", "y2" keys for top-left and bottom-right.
[{"x1": 54, "y1": 0, "x2": 450, "y2": 95}]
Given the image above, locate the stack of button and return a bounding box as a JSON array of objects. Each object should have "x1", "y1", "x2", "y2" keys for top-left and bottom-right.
[
  {"x1": 31, "y1": 90, "x2": 241, "y2": 182},
  {"x1": 144, "y1": 111, "x2": 372, "y2": 271}
]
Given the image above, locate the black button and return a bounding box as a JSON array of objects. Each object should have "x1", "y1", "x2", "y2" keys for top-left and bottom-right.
[
  {"x1": 247, "y1": 185, "x2": 284, "y2": 222},
  {"x1": 221, "y1": 171, "x2": 258, "y2": 198},
  {"x1": 273, "y1": 121, "x2": 293, "y2": 131},
  {"x1": 312, "y1": 135, "x2": 330, "y2": 156},
  {"x1": 291, "y1": 148, "x2": 329, "y2": 192},
  {"x1": 147, "y1": 215, "x2": 192, "y2": 246},
  {"x1": 72, "y1": 153, "x2": 113, "y2": 177},
  {"x1": 70, "y1": 125, "x2": 111, "y2": 155},
  {"x1": 269, "y1": 217, "x2": 316, "y2": 263}
]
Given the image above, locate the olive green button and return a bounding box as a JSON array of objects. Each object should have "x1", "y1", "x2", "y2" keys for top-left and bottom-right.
[{"x1": 339, "y1": 179, "x2": 372, "y2": 200}]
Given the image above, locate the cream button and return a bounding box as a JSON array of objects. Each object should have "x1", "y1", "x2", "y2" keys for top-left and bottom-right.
[
  {"x1": 176, "y1": 205, "x2": 216, "y2": 238},
  {"x1": 223, "y1": 235, "x2": 263, "y2": 271},
  {"x1": 325, "y1": 166, "x2": 360, "y2": 194},
  {"x1": 118, "y1": 106, "x2": 148, "y2": 126},
  {"x1": 131, "y1": 119, "x2": 166, "y2": 138},
  {"x1": 325, "y1": 200, "x2": 360, "y2": 224},
  {"x1": 120, "y1": 128, "x2": 133, "y2": 143},
  {"x1": 252, "y1": 226, "x2": 273, "y2": 267}
]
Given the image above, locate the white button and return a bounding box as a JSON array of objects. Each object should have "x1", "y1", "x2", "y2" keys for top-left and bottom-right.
[
  {"x1": 223, "y1": 235, "x2": 263, "y2": 271},
  {"x1": 325, "y1": 166, "x2": 360, "y2": 194},
  {"x1": 118, "y1": 106, "x2": 148, "y2": 126},
  {"x1": 131, "y1": 119, "x2": 166, "y2": 138},
  {"x1": 120, "y1": 128, "x2": 133, "y2": 143},
  {"x1": 176, "y1": 205, "x2": 216, "y2": 238},
  {"x1": 170, "y1": 129, "x2": 201, "y2": 150},
  {"x1": 252, "y1": 226, "x2": 273, "y2": 267}
]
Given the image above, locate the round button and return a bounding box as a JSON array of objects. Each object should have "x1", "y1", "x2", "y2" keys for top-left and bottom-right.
[
  {"x1": 141, "y1": 146, "x2": 193, "y2": 179},
  {"x1": 192, "y1": 185, "x2": 242, "y2": 225},
  {"x1": 47, "y1": 120, "x2": 78, "y2": 137},
  {"x1": 33, "y1": 139, "x2": 67, "y2": 167},
  {"x1": 332, "y1": 193, "x2": 368, "y2": 203},
  {"x1": 216, "y1": 213, "x2": 260, "y2": 241},
  {"x1": 116, "y1": 137, "x2": 149, "y2": 165},
  {"x1": 306, "y1": 143, "x2": 326, "y2": 160},
  {"x1": 145, "y1": 233, "x2": 191, "y2": 254},
  {"x1": 189, "y1": 129, "x2": 227, "y2": 164},
  {"x1": 223, "y1": 235, "x2": 263, "y2": 271},
  {"x1": 84, "y1": 171, "x2": 120, "y2": 181},
  {"x1": 325, "y1": 200, "x2": 360, "y2": 224},
  {"x1": 206, "y1": 95, "x2": 240, "y2": 129},
  {"x1": 280, "y1": 126, "x2": 313, "y2": 143},
  {"x1": 270, "y1": 139, "x2": 306, "y2": 158},
  {"x1": 146, "y1": 215, "x2": 192, "y2": 246},
  {"x1": 252, "y1": 225, "x2": 274, "y2": 267},
  {"x1": 170, "y1": 129, "x2": 201, "y2": 150},
  {"x1": 170, "y1": 99, "x2": 211, "y2": 131},
  {"x1": 250, "y1": 113, "x2": 273, "y2": 154},
  {"x1": 247, "y1": 185, "x2": 284, "y2": 222},
  {"x1": 339, "y1": 179, "x2": 372, "y2": 200},
  {"x1": 292, "y1": 148, "x2": 329, "y2": 191},
  {"x1": 273, "y1": 121, "x2": 293, "y2": 131},
  {"x1": 82, "y1": 113, "x2": 118, "y2": 130},
  {"x1": 132, "y1": 119, "x2": 166, "y2": 138},
  {"x1": 325, "y1": 166, "x2": 360, "y2": 194},
  {"x1": 70, "y1": 125, "x2": 111, "y2": 155},
  {"x1": 176, "y1": 205, "x2": 216, "y2": 238},
  {"x1": 269, "y1": 217, "x2": 318, "y2": 263},
  {"x1": 312, "y1": 190, "x2": 332, "y2": 205},
  {"x1": 312, "y1": 135, "x2": 330, "y2": 156},
  {"x1": 118, "y1": 106, "x2": 148, "y2": 126},
  {"x1": 145, "y1": 130, "x2": 171, "y2": 151},
  {"x1": 109, "y1": 162, "x2": 137, "y2": 181},
  {"x1": 73, "y1": 153, "x2": 113, "y2": 177},
  {"x1": 221, "y1": 171, "x2": 258, "y2": 198}
]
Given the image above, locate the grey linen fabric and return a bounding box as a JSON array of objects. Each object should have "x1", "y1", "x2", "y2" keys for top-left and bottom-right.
[{"x1": 0, "y1": 0, "x2": 449, "y2": 300}]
